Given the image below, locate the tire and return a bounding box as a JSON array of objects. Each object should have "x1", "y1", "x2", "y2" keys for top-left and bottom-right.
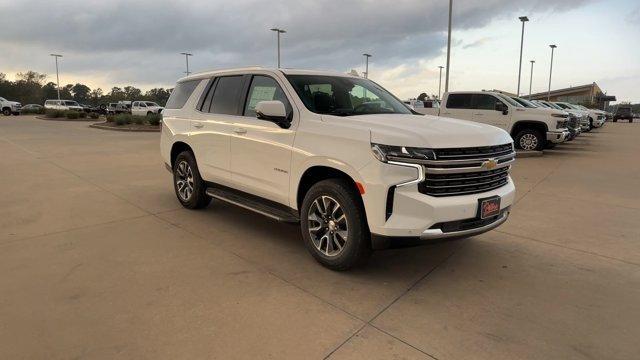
[
  {"x1": 514, "y1": 128, "x2": 545, "y2": 151},
  {"x1": 300, "y1": 179, "x2": 371, "y2": 271},
  {"x1": 589, "y1": 118, "x2": 594, "y2": 130},
  {"x1": 147, "y1": 111, "x2": 153, "y2": 116},
  {"x1": 2, "y1": 108, "x2": 11, "y2": 116},
  {"x1": 172, "y1": 151, "x2": 211, "y2": 209}
]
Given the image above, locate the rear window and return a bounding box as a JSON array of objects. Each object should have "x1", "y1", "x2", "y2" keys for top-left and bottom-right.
[
  {"x1": 165, "y1": 80, "x2": 200, "y2": 109},
  {"x1": 446, "y1": 94, "x2": 472, "y2": 109}
]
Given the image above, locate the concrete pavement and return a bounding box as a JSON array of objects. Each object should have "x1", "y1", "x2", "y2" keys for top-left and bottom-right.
[{"x1": 1, "y1": 116, "x2": 639, "y2": 359}]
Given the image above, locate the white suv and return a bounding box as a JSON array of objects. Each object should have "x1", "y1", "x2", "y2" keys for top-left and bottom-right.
[
  {"x1": 44, "y1": 99, "x2": 83, "y2": 111},
  {"x1": 160, "y1": 68, "x2": 516, "y2": 270},
  {"x1": 0, "y1": 97, "x2": 22, "y2": 116}
]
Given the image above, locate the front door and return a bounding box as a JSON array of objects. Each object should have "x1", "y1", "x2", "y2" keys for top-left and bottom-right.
[
  {"x1": 229, "y1": 75, "x2": 296, "y2": 205},
  {"x1": 471, "y1": 94, "x2": 510, "y2": 130}
]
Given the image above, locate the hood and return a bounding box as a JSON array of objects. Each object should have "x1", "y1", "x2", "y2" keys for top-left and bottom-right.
[
  {"x1": 323, "y1": 113, "x2": 512, "y2": 148},
  {"x1": 518, "y1": 106, "x2": 566, "y2": 117}
]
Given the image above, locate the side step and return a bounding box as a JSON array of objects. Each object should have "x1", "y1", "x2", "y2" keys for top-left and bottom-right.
[{"x1": 205, "y1": 187, "x2": 300, "y2": 223}]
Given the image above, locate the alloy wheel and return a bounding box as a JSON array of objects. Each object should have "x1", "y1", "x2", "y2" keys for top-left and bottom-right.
[
  {"x1": 520, "y1": 133, "x2": 538, "y2": 151},
  {"x1": 307, "y1": 196, "x2": 348, "y2": 257},
  {"x1": 175, "y1": 160, "x2": 194, "y2": 201}
]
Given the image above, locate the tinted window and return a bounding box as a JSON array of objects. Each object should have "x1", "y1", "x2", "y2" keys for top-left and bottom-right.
[
  {"x1": 243, "y1": 76, "x2": 291, "y2": 117},
  {"x1": 165, "y1": 79, "x2": 200, "y2": 109},
  {"x1": 446, "y1": 94, "x2": 472, "y2": 109},
  {"x1": 472, "y1": 94, "x2": 499, "y2": 110},
  {"x1": 209, "y1": 76, "x2": 245, "y2": 115}
]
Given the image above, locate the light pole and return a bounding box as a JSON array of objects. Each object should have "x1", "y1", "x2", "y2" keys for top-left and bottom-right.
[
  {"x1": 547, "y1": 44, "x2": 557, "y2": 101},
  {"x1": 444, "y1": 0, "x2": 453, "y2": 92},
  {"x1": 438, "y1": 66, "x2": 444, "y2": 100},
  {"x1": 362, "y1": 53, "x2": 372, "y2": 78},
  {"x1": 516, "y1": 16, "x2": 529, "y2": 96},
  {"x1": 180, "y1": 52, "x2": 193, "y2": 76},
  {"x1": 50, "y1": 54, "x2": 62, "y2": 100},
  {"x1": 270, "y1": 28, "x2": 286, "y2": 68},
  {"x1": 528, "y1": 60, "x2": 535, "y2": 99}
]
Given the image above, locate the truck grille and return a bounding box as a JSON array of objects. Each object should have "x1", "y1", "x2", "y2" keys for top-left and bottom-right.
[{"x1": 417, "y1": 143, "x2": 514, "y2": 197}]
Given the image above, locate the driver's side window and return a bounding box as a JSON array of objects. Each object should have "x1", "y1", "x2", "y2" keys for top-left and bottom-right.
[{"x1": 243, "y1": 75, "x2": 291, "y2": 118}]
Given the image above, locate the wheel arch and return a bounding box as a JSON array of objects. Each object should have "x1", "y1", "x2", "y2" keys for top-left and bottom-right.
[
  {"x1": 170, "y1": 141, "x2": 194, "y2": 168},
  {"x1": 295, "y1": 165, "x2": 364, "y2": 213},
  {"x1": 510, "y1": 120, "x2": 548, "y2": 137}
]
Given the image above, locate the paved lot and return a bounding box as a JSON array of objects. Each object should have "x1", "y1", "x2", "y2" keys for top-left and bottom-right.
[{"x1": 1, "y1": 115, "x2": 639, "y2": 359}]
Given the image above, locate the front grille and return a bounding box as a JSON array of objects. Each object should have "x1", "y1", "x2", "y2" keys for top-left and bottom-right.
[
  {"x1": 429, "y1": 207, "x2": 510, "y2": 232},
  {"x1": 418, "y1": 143, "x2": 514, "y2": 197}
]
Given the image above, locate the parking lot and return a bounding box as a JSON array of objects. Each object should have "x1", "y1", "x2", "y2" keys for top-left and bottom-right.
[{"x1": 1, "y1": 115, "x2": 639, "y2": 359}]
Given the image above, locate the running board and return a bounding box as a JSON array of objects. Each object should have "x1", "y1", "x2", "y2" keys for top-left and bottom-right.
[{"x1": 205, "y1": 187, "x2": 299, "y2": 223}]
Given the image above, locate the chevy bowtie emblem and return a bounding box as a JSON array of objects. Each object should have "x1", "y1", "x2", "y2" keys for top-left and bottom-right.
[{"x1": 482, "y1": 159, "x2": 498, "y2": 170}]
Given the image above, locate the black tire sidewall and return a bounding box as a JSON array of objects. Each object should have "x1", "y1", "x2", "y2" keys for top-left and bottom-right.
[
  {"x1": 515, "y1": 129, "x2": 545, "y2": 151},
  {"x1": 2, "y1": 109, "x2": 10, "y2": 116},
  {"x1": 300, "y1": 179, "x2": 370, "y2": 270},
  {"x1": 173, "y1": 151, "x2": 210, "y2": 209}
]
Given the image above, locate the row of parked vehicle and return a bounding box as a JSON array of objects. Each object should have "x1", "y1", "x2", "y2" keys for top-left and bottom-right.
[
  {"x1": 406, "y1": 91, "x2": 609, "y2": 151},
  {"x1": 0, "y1": 98, "x2": 164, "y2": 117}
]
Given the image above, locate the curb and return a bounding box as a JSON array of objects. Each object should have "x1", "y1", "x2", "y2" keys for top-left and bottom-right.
[
  {"x1": 515, "y1": 150, "x2": 543, "y2": 158},
  {"x1": 35, "y1": 116, "x2": 97, "y2": 122},
  {"x1": 89, "y1": 121, "x2": 160, "y2": 132}
]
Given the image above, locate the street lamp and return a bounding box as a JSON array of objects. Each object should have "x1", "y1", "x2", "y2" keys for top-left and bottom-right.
[
  {"x1": 444, "y1": 0, "x2": 453, "y2": 92},
  {"x1": 270, "y1": 28, "x2": 286, "y2": 68},
  {"x1": 180, "y1": 52, "x2": 193, "y2": 76},
  {"x1": 49, "y1": 54, "x2": 62, "y2": 100},
  {"x1": 438, "y1": 66, "x2": 444, "y2": 100},
  {"x1": 516, "y1": 16, "x2": 529, "y2": 96},
  {"x1": 547, "y1": 44, "x2": 557, "y2": 101},
  {"x1": 528, "y1": 60, "x2": 535, "y2": 99},
  {"x1": 362, "y1": 53, "x2": 372, "y2": 78}
]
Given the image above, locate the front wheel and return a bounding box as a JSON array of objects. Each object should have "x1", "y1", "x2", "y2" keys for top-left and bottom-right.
[
  {"x1": 514, "y1": 129, "x2": 545, "y2": 151},
  {"x1": 300, "y1": 179, "x2": 371, "y2": 271},
  {"x1": 2, "y1": 108, "x2": 11, "y2": 116},
  {"x1": 173, "y1": 151, "x2": 211, "y2": 209}
]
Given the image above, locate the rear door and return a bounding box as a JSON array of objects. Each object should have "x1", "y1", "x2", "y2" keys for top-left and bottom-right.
[
  {"x1": 189, "y1": 76, "x2": 247, "y2": 185},
  {"x1": 228, "y1": 74, "x2": 296, "y2": 205},
  {"x1": 441, "y1": 93, "x2": 474, "y2": 120},
  {"x1": 471, "y1": 94, "x2": 510, "y2": 130}
]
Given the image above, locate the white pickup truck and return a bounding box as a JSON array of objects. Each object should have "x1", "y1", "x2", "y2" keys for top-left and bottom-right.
[
  {"x1": 1, "y1": 96, "x2": 22, "y2": 116},
  {"x1": 415, "y1": 91, "x2": 570, "y2": 151}
]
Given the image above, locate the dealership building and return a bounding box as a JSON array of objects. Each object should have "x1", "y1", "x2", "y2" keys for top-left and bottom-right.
[{"x1": 529, "y1": 82, "x2": 616, "y2": 109}]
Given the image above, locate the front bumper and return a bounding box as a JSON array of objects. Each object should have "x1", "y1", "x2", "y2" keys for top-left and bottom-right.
[{"x1": 547, "y1": 130, "x2": 570, "y2": 143}]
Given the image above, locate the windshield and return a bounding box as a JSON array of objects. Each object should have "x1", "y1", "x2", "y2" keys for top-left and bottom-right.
[
  {"x1": 511, "y1": 97, "x2": 538, "y2": 108},
  {"x1": 545, "y1": 102, "x2": 564, "y2": 110},
  {"x1": 65, "y1": 101, "x2": 79, "y2": 106},
  {"x1": 494, "y1": 93, "x2": 523, "y2": 107},
  {"x1": 286, "y1": 75, "x2": 411, "y2": 116}
]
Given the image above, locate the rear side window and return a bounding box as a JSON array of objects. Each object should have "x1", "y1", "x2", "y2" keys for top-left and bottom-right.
[
  {"x1": 446, "y1": 94, "x2": 472, "y2": 109},
  {"x1": 208, "y1": 76, "x2": 245, "y2": 115},
  {"x1": 165, "y1": 80, "x2": 200, "y2": 109}
]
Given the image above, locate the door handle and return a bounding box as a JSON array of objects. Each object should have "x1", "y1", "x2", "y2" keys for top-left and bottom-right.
[
  {"x1": 193, "y1": 122, "x2": 204, "y2": 128},
  {"x1": 233, "y1": 127, "x2": 247, "y2": 135}
]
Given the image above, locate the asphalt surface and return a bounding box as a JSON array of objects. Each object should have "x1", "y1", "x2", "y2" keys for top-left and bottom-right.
[{"x1": 1, "y1": 116, "x2": 639, "y2": 359}]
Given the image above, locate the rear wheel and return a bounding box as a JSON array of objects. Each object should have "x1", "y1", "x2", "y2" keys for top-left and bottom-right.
[
  {"x1": 173, "y1": 151, "x2": 211, "y2": 209},
  {"x1": 300, "y1": 179, "x2": 371, "y2": 271},
  {"x1": 514, "y1": 128, "x2": 545, "y2": 151}
]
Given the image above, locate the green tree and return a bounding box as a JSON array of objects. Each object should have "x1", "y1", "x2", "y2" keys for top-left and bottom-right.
[
  {"x1": 123, "y1": 86, "x2": 142, "y2": 100},
  {"x1": 145, "y1": 88, "x2": 171, "y2": 106},
  {"x1": 71, "y1": 83, "x2": 91, "y2": 104}
]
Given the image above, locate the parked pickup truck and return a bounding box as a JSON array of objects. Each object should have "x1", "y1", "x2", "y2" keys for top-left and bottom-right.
[
  {"x1": 131, "y1": 101, "x2": 164, "y2": 116},
  {"x1": 161, "y1": 68, "x2": 516, "y2": 270},
  {"x1": 415, "y1": 91, "x2": 570, "y2": 151},
  {"x1": 1, "y1": 96, "x2": 22, "y2": 116}
]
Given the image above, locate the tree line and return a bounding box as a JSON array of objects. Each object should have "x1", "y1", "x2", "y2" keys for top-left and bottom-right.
[{"x1": 0, "y1": 71, "x2": 172, "y2": 106}]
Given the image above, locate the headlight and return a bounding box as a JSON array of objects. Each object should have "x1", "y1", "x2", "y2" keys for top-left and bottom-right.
[{"x1": 371, "y1": 143, "x2": 436, "y2": 163}]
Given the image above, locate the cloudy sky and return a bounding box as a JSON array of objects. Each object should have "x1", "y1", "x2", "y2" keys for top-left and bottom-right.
[{"x1": 1, "y1": 0, "x2": 638, "y2": 102}]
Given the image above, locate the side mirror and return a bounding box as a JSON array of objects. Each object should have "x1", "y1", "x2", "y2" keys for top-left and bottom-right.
[
  {"x1": 495, "y1": 102, "x2": 509, "y2": 115},
  {"x1": 255, "y1": 101, "x2": 290, "y2": 128}
]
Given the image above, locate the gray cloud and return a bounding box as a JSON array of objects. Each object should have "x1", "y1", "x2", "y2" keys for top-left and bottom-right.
[{"x1": 0, "y1": 0, "x2": 592, "y2": 88}]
